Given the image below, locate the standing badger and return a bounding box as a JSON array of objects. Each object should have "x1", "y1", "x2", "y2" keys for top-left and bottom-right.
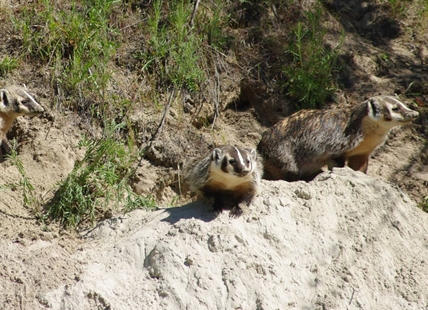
[
  {"x1": 0, "y1": 85, "x2": 44, "y2": 160},
  {"x1": 185, "y1": 145, "x2": 262, "y2": 217},
  {"x1": 257, "y1": 96, "x2": 419, "y2": 181}
]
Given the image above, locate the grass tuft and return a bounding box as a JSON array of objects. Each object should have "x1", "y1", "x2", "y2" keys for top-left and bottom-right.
[
  {"x1": 283, "y1": 4, "x2": 342, "y2": 110},
  {"x1": 12, "y1": 0, "x2": 118, "y2": 109},
  {"x1": 141, "y1": 0, "x2": 206, "y2": 91},
  {"x1": 420, "y1": 196, "x2": 428, "y2": 213},
  {"x1": 46, "y1": 121, "x2": 155, "y2": 229},
  {"x1": 0, "y1": 56, "x2": 19, "y2": 77},
  {"x1": 7, "y1": 140, "x2": 38, "y2": 210}
]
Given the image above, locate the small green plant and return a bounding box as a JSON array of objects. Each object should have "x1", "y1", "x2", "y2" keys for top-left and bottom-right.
[
  {"x1": 380, "y1": 53, "x2": 390, "y2": 62},
  {"x1": 198, "y1": 0, "x2": 230, "y2": 50},
  {"x1": 46, "y1": 121, "x2": 155, "y2": 229},
  {"x1": 7, "y1": 140, "x2": 38, "y2": 209},
  {"x1": 420, "y1": 196, "x2": 428, "y2": 213},
  {"x1": 283, "y1": 4, "x2": 342, "y2": 110},
  {"x1": 142, "y1": 0, "x2": 205, "y2": 91},
  {"x1": 0, "y1": 56, "x2": 19, "y2": 77},
  {"x1": 386, "y1": 0, "x2": 409, "y2": 18},
  {"x1": 416, "y1": 0, "x2": 428, "y2": 36}
]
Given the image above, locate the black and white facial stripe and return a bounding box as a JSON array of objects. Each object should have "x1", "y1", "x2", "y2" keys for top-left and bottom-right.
[
  {"x1": 0, "y1": 85, "x2": 44, "y2": 116},
  {"x1": 367, "y1": 96, "x2": 419, "y2": 124},
  {"x1": 0, "y1": 89, "x2": 11, "y2": 107},
  {"x1": 21, "y1": 90, "x2": 40, "y2": 111},
  {"x1": 368, "y1": 97, "x2": 382, "y2": 119},
  {"x1": 212, "y1": 146, "x2": 256, "y2": 177}
]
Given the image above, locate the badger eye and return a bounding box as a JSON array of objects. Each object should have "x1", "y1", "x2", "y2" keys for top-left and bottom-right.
[
  {"x1": 246, "y1": 159, "x2": 250, "y2": 164},
  {"x1": 229, "y1": 159, "x2": 236, "y2": 164},
  {"x1": 392, "y1": 107, "x2": 399, "y2": 112}
]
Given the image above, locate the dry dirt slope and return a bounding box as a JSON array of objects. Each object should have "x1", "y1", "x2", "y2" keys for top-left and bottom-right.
[{"x1": 2, "y1": 168, "x2": 428, "y2": 309}]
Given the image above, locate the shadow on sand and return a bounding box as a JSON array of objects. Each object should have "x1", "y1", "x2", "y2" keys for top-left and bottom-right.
[{"x1": 160, "y1": 200, "x2": 218, "y2": 224}]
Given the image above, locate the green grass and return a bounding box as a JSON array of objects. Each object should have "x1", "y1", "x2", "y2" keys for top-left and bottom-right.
[
  {"x1": 420, "y1": 196, "x2": 428, "y2": 213},
  {"x1": 12, "y1": 0, "x2": 118, "y2": 107},
  {"x1": 200, "y1": 0, "x2": 231, "y2": 50},
  {"x1": 0, "y1": 56, "x2": 19, "y2": 77},
  {"x1": 142, "y1": 0, "x2": 206, "y2": 91},
  {"x1": 386, "y1": 0, "x2": 410, "y2": 18},
  {"x1": 46, "y1": 121, "x2": 156, "y2": 229},
  {"x1": 11, "y1": 0, "x2": 228, "y2": 104},
  {"x1": 6, "y1": 140, "x2": 38, "y2": 210},
  {"x1": 416, "y1": 0, "x2": 428, "y2": 34},
  {"x1": 283, "y1": 4, "x2": 342, "y2": 110}
]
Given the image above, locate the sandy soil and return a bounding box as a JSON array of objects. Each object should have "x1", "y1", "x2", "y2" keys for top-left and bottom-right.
[{"x1": 3, "y1": 169, "x2": 428, "y2": 309}]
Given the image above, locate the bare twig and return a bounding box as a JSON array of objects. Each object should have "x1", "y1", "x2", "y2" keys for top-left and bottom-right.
[
  {"x1": 154, "y1": 87, "x2": 176, "y2": 139},
  {"x1": 211, "y1": 61, "x2": 220, "y2": 130},
  {"x1": 349, "y1": 288, "x2": 355, "y2": 305},
  {"x1": 190, "y1": 0, "x2": 201, "y2": 27},
  {"x1": 139, "y1": 87, "x2": 176, "y2": 153},
  {"x1": 120, "y1": 18, "x2": 148, "y2": 31},
  {"x1": 126, "y1": 87, "x2": 177, "y2": 182}
]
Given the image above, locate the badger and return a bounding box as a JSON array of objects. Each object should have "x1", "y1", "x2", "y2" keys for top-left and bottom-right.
[
  {"x1": 0, "y1": 85, "x2": 44, "y2": 160},
  {"x1": 185, "y1": 145, "x2": 263, "y2": 217},
  {"x1": 257, "y1": 95, "x2": 419, "y2": 181}
]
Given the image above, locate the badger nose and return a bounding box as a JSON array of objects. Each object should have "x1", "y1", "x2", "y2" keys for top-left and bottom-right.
[
  {"x1": 408, "y1": 110, "x2": 419, "y2": 119},
  {"x1": 235, "y1": 167, "x2": 251, "y2": 177},
  {"x1": 234, "y1": 166, "x2": 243, "y2": 173},
  {"x1": 34, "y1": 106, "x2": 44, "y2": 113}
]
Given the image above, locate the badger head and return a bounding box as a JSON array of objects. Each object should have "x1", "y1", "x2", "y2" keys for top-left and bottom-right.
[
  {"x1": 212, "y1": 145, "x2": 257, "y2": 178},
  {"x1": 367, "y1": 95, "x2": 419, "y2": 126},
  {"x1": 0, "y1": 85, "x2": 44, "y2": 117}
]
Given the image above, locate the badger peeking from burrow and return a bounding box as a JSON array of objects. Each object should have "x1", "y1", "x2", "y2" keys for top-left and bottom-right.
[{"x1": 0, "y1": 85, "x2": 44, "y2": 161}]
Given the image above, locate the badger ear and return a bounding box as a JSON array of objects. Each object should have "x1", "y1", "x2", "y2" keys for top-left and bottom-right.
[
  {"x1": 212, "y1": 148, "x2": 222, "y2": 162},
  {"x1": 0, "y1": 89, "x2": 9, "y2": 106},
  {"x1": 367, "y1": 97, "x2": 381, "y2": 119}
]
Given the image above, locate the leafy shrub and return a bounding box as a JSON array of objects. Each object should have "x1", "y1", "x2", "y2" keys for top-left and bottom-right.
[
  {"x1": 46, "y1": 121, "x2": 155, "y2": 228},
  {"x1": 283, "y1": 4, "x2": 342, "y2": 110}
]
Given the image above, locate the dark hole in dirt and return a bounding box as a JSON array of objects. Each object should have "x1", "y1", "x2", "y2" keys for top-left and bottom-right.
[
  {"x1": 366, "y1": 17, "x2": 402, "y2": 44},
  {"x1": 336, "y1": 54, "x2": 356, "y2": 89},
  {"x1": 227, "y1": 85, "x2": 256, "y2": 112},
  {"x1": 322, "y1": 1, "x2": 402, "y2": 46},
  {"x1": 227, "y1": 97, "x2": 251, "y2": 112}
]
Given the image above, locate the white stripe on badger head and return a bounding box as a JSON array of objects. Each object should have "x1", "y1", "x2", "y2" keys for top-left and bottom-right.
[
  {"x1": 250, "y1": 158, "x2": 256, "y2": 173},
  {"x1": 233, "y1": 146, "x2": 245, "y2": 166},
  {"x1": 249, "y1": 149, "x2": 256, "y2": 173},
  {"x1": 388, "y1": 96, "x2": 403, "y2": 106},
  {"x1": 23, "y1": 90, "x2": 38, "y2": 105},
  {"x1": 388, "y1": 96, "x2": 412, "y2": 112},
  {"x1": 390, "y1": 97, "x2": 401, "y2": 103}
]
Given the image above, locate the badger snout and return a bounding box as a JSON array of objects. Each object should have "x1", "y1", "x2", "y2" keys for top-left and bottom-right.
[
  {"x1": 399, "y1": 109, "x2": 419, "y2": 122},
  {"x1": 234, "y1": 168, "x2": 251, "y2": 177},
  {"x1": 406, "y1": 110, "x2": 419, "y2": 120},
  {"x1": 26, "y1": 106, "x2": 44, "y2": 117}
]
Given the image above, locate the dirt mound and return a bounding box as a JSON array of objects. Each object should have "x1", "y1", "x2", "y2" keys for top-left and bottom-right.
[{"x1": 1, "y1": 168, "x2": 426, "y2": 309}]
